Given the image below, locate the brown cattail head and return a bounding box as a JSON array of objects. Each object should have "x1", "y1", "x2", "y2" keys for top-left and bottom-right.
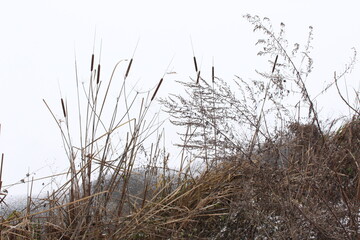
[
  {"x1": 196, "y1": 71, "x2": 201, "y2": 84},
  {"x1": 193, "y1": 56, "x2": 198, "y2": 73},
  {"x1": 96, "y1": 64, "x2": 101, "y2": 84},
  {"x1": 151, "y1": 78, "x2": 163, "y2": 101},
  {"x1": 61, "y1": 98, "x2": 67, "y2": 118},
  {"x1": 90, "y1": 54, "x2": 94, "y2": 72},
  {"x1": 272, "y1": 55, "x2": 278, "y2": 73},
  {"x1": 212, "y1": 66, "x2": 215, "y2": 83},
  {"x1": 125, "y1": 58, "x2": 133, "y2": 78}
]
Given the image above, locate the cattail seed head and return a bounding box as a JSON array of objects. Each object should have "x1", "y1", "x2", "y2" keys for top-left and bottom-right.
[
  {"x1": 96, "y1": 64, "x2": 101, "y2": 84},
  {"x1": 272, "y1": 55, "x2": 278, "y2": 73},
  {"x1": 90, "y1": 54, "x2": 94, "y2": 72},
  {"x1": 193, "y1": 56, "x2": 198, "y2": 73},
  {"x1": 212, "y1": 66, "x2": 215, "y2": 83},
  {"x1": 61, "y1": 98, "x2": 67, "y2": 118},
  {"x1": 196, "y1": 71, "x2": 201, "y2": 84},
  {"x1": 151, "y1": 78, "x2": 163, "y2": 101},
  {"x1": 125, "y1": 59, "x2": 133, "y2": 78}
]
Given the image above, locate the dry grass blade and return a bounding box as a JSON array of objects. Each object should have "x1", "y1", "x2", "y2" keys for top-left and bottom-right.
[
  {"x1": 335, "y1": 71, "x2": 360, "y2": 115},
  {"x1": 83, "y1": 118, "x2": 135, "y2": 148},
  {"x1": 0, "y1": 154, "x2": 3, "y2": 193},
  {"x1": 0, "y1": 190, "x2": 109, "y2": 226}
]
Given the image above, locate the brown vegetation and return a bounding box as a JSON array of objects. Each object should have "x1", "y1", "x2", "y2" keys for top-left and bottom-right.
[{"x1": 0, "y1": 15, "x2": 359, "y2": 239}]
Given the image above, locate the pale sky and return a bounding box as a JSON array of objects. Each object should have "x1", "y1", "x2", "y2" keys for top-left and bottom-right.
[{"x1": 1, "y1": 0, "x2": 360, "y2": 196}]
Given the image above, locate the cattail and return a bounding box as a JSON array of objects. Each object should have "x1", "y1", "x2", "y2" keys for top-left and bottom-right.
[
  {"x1": 193, "y1": 56, "x2": 198, "y2": 73},
  {"x1": 90, "y1": 54, "x2": 94, "y2": 72},
  {"x1": 151, "y1": 78, "x2": 163, "y2": 101},
  {"x1": 272, "y1": 55, "x2": 278, "y2": 73},
  {"x1": 125, "y1": 58, "x2": 133, "y2": 78},
  {"x1": 96, "y1": 64, "x2": 101, "y2": 84},
  {"x1": 212, "y1": 66, "x2": 215, "y2": 83},
  {"x1": 196, "y1": 71, "x2": 201, "y2": 84},
  {"x1": 61, "y1": 98, "x2": 67, "y2": 118}
]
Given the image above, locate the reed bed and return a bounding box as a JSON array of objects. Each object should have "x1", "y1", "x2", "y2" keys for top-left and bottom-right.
[
  {"x1": 0, "y1": 15, "x2": 359, "y2": 239},
  {"x1": 3, "y1": 117, "x2": 358, "y2": 239}
]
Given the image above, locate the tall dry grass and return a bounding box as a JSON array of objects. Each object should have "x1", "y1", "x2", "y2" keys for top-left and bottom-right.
[{"x1": 0, "y1": 14, "x2": 359, "y2": 239}]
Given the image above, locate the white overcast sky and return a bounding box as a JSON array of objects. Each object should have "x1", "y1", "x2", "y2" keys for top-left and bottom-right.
[{"x1": 0, "y1": 0, "x2": 360, "y2": 196}]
